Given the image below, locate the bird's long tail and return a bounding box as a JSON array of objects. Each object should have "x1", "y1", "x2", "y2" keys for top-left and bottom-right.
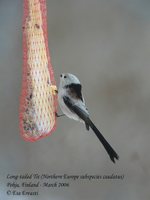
[
  {"x1": 88, "y1": 119, "x2": 119, "y2": 163},
  {"x1": 62, "y1": 96, "x2": 119, "y2": 163}
]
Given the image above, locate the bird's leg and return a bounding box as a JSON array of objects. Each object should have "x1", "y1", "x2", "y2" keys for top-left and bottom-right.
[{"x1": 55, "y1": 112, "x2": 65, "y2": 118}]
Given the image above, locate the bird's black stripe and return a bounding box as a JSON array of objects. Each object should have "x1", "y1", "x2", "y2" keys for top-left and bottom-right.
[{"x1": 65, "y1": 83, "x2": 83, "y2": 101}]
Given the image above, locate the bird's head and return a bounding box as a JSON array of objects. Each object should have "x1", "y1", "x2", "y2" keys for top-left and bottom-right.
[{"x1": 59, "y1": 73, "x2": 80, "y2": 88}]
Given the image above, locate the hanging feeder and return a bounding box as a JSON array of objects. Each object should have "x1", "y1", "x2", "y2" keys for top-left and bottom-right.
[{"x1": 19, "y1": 0, "x2": 57, "y2": 142}]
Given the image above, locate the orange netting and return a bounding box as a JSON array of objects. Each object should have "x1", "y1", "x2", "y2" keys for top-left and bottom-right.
[{"x1": 19, "y1": 0, "x2": 57, "y2": 142}]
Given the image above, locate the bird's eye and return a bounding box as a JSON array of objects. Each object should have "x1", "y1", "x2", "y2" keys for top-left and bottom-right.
[
  {"x1": 60, "y1": 74, "x2": 62, "y2": 77},
  {"x1": 64, "y1": 75, "x2": 67, "y2": 78}
]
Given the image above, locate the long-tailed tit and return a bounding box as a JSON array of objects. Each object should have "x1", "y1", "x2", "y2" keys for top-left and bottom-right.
[{"x1": 58, "y1": 73, "x2": 119, "y2": 163}]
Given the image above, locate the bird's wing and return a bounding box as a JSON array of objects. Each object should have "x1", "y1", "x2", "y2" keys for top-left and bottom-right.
[
  {"x1": 63, "y1": 96, "x2": 89, "y2": 120},
  {"x1": 63, "y1": 95, "x2": 89, "y2": 130},
  {"x1": 66, "y1": 83, "x2": 83, "y2": 102}
]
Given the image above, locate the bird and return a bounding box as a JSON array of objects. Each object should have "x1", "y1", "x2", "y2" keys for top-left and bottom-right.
[{"x1": 58, "y1": 73, "x2": 119, "y2": 163}]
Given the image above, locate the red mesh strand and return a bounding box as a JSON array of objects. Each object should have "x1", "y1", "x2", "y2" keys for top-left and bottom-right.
[{"x1": 19, "y1": 0, "x2": 57, "y2": 142}]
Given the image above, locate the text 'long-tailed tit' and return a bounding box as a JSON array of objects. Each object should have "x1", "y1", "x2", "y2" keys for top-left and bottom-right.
[{"x1": 58, "y1": 73, "x2": 119, "y2": 163}]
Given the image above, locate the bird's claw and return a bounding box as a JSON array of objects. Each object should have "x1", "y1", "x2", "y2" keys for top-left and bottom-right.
[{"x1": 55, "y1": 112, "x2": 65, "y2": 118}]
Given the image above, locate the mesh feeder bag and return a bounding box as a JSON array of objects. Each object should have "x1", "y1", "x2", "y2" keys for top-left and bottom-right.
[{"x1": 19, "y1": 0, "x2": 57, "y2": 142}]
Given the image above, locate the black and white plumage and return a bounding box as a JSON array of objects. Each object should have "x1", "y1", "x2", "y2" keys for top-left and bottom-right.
[{"x1": 58, "y1": 73, "x2": 119, "y2": 163}]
